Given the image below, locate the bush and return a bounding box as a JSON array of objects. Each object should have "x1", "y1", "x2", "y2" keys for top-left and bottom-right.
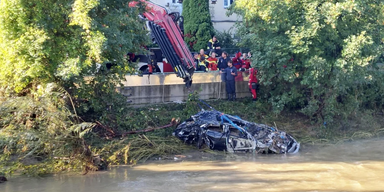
[{"x1": 229, "y1": 0, "x2": 384, "y2": 123}]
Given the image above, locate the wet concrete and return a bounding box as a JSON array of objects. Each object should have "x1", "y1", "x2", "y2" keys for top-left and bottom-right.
[{"x1": 1, "y1": 138, "x2": 384, "y2": 192}]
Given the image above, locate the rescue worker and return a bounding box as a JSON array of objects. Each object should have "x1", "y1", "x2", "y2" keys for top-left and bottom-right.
[
  {"x1": 197, "y1": 49, "x2": 208, "y2": 72},
  {"x1": 240, "y1": 53, "x2": 251, "y2": 71},
  {"x1": 193, "y1": 53, "x2": 199, "y2": 64},
  {"x1": 232, "y1": 52, "x2": 242, "y2": 70},
  {"x1": 207, "y1": 35, "x2": 221, "y2": 56},
  {"x1": 220, "y1": 60, "x2": 237, "y2": 101},
  {"x1": 247, "y1": 52, "x2": 252, "y2": 58},
  {"x1": 248, "y1": 67, "x2": 258, "y2": 101},
  {"x1": 218, "y1": 51, "x2": 230, "y2": 82},
  {"x1": 207, "y1": 52, "x2": 218, "y2": 71}
]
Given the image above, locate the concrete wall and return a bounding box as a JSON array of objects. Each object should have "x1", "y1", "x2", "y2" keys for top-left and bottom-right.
[{"x1": 119, "y1": 71, "x2": 250, "y2": 104}]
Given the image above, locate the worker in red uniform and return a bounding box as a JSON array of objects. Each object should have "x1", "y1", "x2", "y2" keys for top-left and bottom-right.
[
  {"x1": 232, "y1": 52, "x2": 242, "y2": 69},
  {"x1": 240, "y1": 53, "x2": 251, "y2": 70},
  {"x1": 248, "y1": 67, "x2": 258, "y2": 101},
  {"x1": 207, "y1": 52, "x2": 218, "y2": 71}
]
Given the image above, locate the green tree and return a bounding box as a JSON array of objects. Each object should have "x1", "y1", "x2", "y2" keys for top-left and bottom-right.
[
  {"x1": 0, "y1": 0, "x2": 149, "y2": 175},
  {"x1": 230, "y1": 0, "x2": 384, "y2": 122},
  {"x1": 0, "y1": 0, "x2": 148, "y2": 94},
  {"x1": 214, "y1": 30, "x2": 237, "y2": 49},
  {"x1": 182, "y1": 0, "x2": 214, "y2": 51}
]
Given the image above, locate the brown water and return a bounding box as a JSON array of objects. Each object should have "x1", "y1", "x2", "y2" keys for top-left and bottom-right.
[{"x1": 1, "y1": 138, "x2": 384, "y2": 192}]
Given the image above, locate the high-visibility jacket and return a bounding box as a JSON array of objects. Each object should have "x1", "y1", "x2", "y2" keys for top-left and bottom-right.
[
  {"x1": 197, "y1": 54, "x2": 208, "y2": 71},
  {"x1": 207, "y1": 57, "x2": 218, "y2": 71},
  {"x1": 197, "y1": 62, "x2": 208, "y2": 71},
  {"x1": 198, "y1": 54, "x2": 208, "y2": 66},
  {"x1": 207, "y1": 39, "x2": 220, "y2": 50}
]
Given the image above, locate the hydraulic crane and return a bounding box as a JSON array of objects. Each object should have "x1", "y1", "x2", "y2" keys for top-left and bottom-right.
[{"x1": 129, "y1": 0, "x2": 196, "y2": 88}]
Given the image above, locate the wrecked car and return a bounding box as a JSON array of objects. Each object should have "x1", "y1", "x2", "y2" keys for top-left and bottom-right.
[{"x1": 173, "y1": 110, "x2": 300, "y2": 154}]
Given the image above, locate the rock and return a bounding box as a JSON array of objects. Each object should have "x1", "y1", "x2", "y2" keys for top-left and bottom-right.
[{"x1": 0, "y1": 176, "x2": 7, "y2": 183}]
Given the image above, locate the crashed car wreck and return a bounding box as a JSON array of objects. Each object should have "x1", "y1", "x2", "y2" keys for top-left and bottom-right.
[{"x1": 173, "y1": 109, "x2": 300, "y2": 154}]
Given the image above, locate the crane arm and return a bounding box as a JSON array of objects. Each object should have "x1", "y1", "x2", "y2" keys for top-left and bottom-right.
[{"x1": 129, "y1": 0, "x2": 196, "y2": 87}]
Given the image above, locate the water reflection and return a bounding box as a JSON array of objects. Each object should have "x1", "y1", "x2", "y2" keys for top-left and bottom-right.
[{"x1": 1, "y1": 138, "x2": 384, "y2": 192}]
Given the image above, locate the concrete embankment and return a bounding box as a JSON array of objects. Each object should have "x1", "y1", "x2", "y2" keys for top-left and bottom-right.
[{"x1": 119, "y1": 71, "x2": 250, "y2": 104}]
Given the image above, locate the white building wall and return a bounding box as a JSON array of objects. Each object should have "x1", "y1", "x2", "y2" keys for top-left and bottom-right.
[
  {"x1": 149, "y1": 0, "x2": 183, "y2": 14},
  {"x1": 209, "y1": 0, "x2": 240, "y2": 32},
  {"x1": 149, "y1": 0, "x2": 241, "y2": 33}
]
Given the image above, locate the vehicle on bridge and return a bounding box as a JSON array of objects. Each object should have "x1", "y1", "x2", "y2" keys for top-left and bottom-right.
[{"x1": 129, "y1": 0, "x2": 195, "y2": 87}]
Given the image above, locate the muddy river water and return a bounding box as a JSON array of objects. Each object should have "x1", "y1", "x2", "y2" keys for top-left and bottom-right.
[{"x1": 1, "y1": 138, "x2": 384, "y2": 192}]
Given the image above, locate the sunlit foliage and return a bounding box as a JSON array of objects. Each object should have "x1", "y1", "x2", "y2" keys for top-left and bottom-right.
[
  {"x1": 230, "y1": 0, "x2": 384, "y2": 122},
  {"x1": 0, "y1": 0, "x2": 150, "y2": 175},
  {"x1": 0, "y1": 0, "x2": 148, "y2": 93}
]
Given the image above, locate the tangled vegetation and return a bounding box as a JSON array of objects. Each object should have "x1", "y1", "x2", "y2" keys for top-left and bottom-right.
[
  {"x1": 1, "y1": 0, "x2": 383, "y2": 178},
  {"x1": 0, "y1": 85, "x2": 191, "y2": 176},
  {"x1": 0, "y1": 0, "x2": 152, "y2": 176},
  {"x1": 229, "y1": 0, "x2": 384, "y2": 123},
  {"x1": 1, "y1": 86, "x2": 384, "y2": 176}
]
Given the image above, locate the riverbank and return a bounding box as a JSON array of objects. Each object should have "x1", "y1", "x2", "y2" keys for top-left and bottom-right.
[
  {"x1": 1, "y1": 97, "x2": 383, "y2": 178},
  {"x1": 119, "y1": 98, "x2": 384, "y2": 163},
  {"x1": 136, "y1": 98, "x2": 384, "y2": 143},
  {"x1": 2, "y1": 137, "x2": 384, "y2": 192}
]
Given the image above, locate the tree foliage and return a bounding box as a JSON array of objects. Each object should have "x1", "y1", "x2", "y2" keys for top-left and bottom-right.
[
  {"x1": 0, "y1": 0, "x2": 148, "y2": 94},
  {"x1": 230, "y1": 0, "x2": 384, "y2": 122},
  {"x1": 214, "y1": 29, "x2": 237, "y2": 49},
  {"x1": 182, "y1": 0, "x2": 215, "y2": 51},
  {"x1": 0, "y1": 0, "x2": 151, "y2": 175}
]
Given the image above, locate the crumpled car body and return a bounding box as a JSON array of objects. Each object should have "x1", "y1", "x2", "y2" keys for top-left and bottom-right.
[{"x1": 173, "y1": 110, "x2": 300, "y2": 154}]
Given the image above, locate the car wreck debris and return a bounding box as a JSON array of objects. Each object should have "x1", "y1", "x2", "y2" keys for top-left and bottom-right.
[{"x1": 173, "y1": 101, "x2": 300, "y2": 154}]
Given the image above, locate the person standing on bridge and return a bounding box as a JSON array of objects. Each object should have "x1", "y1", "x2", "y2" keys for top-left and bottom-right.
[
  {"x1": 218, "y1": 51, "x2": 230, "y2": 81},
  {"x1": 220, "y1": 60, "x2": 237, "y2": 101},
  {"x1": 207, "y1": 51, "x2": 218, "y2": 71},
  {"x1": 248, "y1": 67, "x2": 258, "y2": 101},
  {"x1": 232, "y1": 52, "x2": 242, "y2": 70},
  {"x1": 207, "y1": 35, "x2": 221, "y2": 56},
  {"x1": 197, "y1": 49, "x2": 208, "y2": 72}
]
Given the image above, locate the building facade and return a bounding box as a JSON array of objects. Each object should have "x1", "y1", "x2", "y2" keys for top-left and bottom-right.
[{"x1": 150, "y1": 0, "x2": 240, "y2": 32}]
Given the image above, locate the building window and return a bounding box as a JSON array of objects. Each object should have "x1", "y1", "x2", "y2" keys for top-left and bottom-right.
[
  {"x1": 172, "y1": 0, "x2": 183, "y2": 3},
  {"x1": 224, "y1": 0, "x2": 234, "y2": 8}
]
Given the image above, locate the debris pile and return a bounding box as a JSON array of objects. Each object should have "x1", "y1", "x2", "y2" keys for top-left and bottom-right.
[{"x1": 174, "y1": 109, "x2": 300, "y2": 154}]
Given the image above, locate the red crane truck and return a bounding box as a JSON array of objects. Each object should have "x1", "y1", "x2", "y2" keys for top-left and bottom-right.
[{"x1": 129, "y1": 0, "x2": 196, "y2": 88}]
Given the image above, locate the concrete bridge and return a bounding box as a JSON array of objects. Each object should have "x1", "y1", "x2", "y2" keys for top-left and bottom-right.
[{"x1": 119, "y1": 71, "x2": 251, "y2": 104}]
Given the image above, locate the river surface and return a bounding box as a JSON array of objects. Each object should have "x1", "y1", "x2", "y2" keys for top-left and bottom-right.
[{"x1": 1, "y1": 138, "x2": 384, "y2": 192}]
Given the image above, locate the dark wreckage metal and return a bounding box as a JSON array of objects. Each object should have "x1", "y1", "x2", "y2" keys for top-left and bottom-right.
[{"x1": 173, "y1": 101, "x2": 300, "y2": 154}]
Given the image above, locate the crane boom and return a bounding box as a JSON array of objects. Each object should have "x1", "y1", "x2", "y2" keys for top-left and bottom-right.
[{"x1": 129, "y1": 0, "x2": 196, "y2": 87}]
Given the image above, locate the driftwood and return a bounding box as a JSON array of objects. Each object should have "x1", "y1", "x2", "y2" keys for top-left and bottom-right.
[
  {"x1": 121, "y1": 118, "x2": 179, "y2": 137},
  {"x1": 95, "y1": 121, "x2": 115, "y2": 135},
  {"x1": 94, "y1": 118, "x2": 179, "y2": 138}
]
